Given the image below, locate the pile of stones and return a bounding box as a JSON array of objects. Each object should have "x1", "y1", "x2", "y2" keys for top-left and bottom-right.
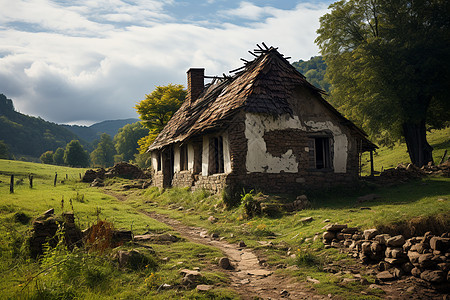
[
  {"x1": 284, "y1": 195, "x2": 311, "y2": 212},
  {"x1": 29, "y1": 209, "x2": 83, "y2": 258},
  {"x1": 82, "y1": 162, "x2": 151, "y2": 185},
  {"x1": 322, "y1": 224, "x2": 450, "y2": 284},
  {"x1": 379, "y1": 160, "x2": 450, "y2": 181}
]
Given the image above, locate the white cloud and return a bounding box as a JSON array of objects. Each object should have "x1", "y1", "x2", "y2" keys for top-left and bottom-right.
[{"x1": 0, "y1": 0, "x2": 329, "y2": 124}]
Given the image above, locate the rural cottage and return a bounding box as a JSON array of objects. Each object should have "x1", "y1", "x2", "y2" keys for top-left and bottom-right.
[{"x1": 148, "y1": 45, "x2": 376, "y2": 193}]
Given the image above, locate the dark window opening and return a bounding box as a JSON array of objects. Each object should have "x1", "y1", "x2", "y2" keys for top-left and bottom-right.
[
  {"x1": 309, "y1": 137, "x2": 331, "y2": 169},
  {"x1": 209, "y1": 136, "x2": 224, "y2": 174},
  {"x1": 180, "y1": 145, "x2": 188, "y2": 171}
]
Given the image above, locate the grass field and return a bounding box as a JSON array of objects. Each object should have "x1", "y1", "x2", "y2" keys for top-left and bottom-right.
[{"x1": 0, "y1": 127, "x2": 448, "y2": 299}]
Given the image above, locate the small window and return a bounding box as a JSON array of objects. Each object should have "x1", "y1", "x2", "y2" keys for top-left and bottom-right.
[
  {"x1": 180, "y1": 145, "x2": 188, "y2": 171},
  {"x1": 157, "y1": 152, "x2": 162, "y2": 171},
  {"x1": 209, "y1": 136, "x2": 224, "y2": 174},
  {"x1": 309, "y1": 137, "x2": 331, "y2": 169}
]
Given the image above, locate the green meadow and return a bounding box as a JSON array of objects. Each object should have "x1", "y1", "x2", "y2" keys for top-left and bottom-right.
[{"x1": 0, "y1": 127, "x2": 449, "y2": 299}]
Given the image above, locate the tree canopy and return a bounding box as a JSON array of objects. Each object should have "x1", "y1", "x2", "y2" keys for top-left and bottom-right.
[
  {"x1": 0, "y1": 140, "x2": 9, "y2": 159},
  {"x1": 292, "y1": 56, "x2": 331, "y2": 93},
  {"x1": 90, "y1": 133, "x2": 116, "y2": 167},
  {"x1": 53, "y1": 147, "x2": 65, "y2": 165},
  {"x1": 40, "y1": 151, "x2": 54, "y2": 164},
  {"x1": 64, "y1": 140, "x2": 89, "y2": 167},
  {"x1": 316, "y1": 0, "x2": 450, "y2": 166},
  {"x1": 135, "y1": 84, "x2": 186, "y2": 153},
  {"x1": 114, "y1": 122, "x2": 149, "y2": 162}
]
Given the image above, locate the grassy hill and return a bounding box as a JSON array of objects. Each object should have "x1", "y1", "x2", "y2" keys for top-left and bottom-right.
[
  {"x1": 362, "y1": 127, "x2": 450, "y2": 174},
  {"x1": 62, "y1": 118, "x2": 139, "y2": 143},
  {"x1": 0, "y1": 126, "x2": 449, "y2": 298},
  {"x1": 0, "y1": 94, "x2": 87, "y2": 159}
]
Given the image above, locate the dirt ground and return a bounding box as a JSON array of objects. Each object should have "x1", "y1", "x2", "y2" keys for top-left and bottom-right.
[{"x1": 106, "y1": 190, "x2": 449, "y2": 299}]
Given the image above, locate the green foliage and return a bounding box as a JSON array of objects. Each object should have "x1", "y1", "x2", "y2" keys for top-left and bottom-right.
[
  {"x1": 90, "y1": 133, "x2": 116, "y2": 168},
  {"x1": 53, "y1": 147, "x2": 65, "y2": 165},
  {"x1": 40, "y1": 150, "x2": 54, "y2": 164},
  {"x1": 0, "y1": 140, "x2": 9, "y2": 159},
  {"x1": 0, "y1": 94, "x2": 87, "y2": 158},
  {"x1": 295, "y1": 248, "x2": 322, "y2": 268},
  {"x1": 316, "y1": 0, "x2": 450, "y2": 165},
  {"x1": 135, "y1": 84, "x2": 186, "y2": 153},
  {"x1": 241, "y1": 190, "x2": 261, "y2": 219},
  {"x1": 134, "y1": 152, "x2": 151, "y2": 169},
  {"x1": 114, "y1": 122, "x2": 149, "y2": 162},
  {"x1": 292, "y1": 56, "x2": 331, "y2": 92},
  {"x1": 222, "y1": 184, "x2": 243, "y2": 208},
  {"x1": 64, "y1": 140, "x2": 89, "y2": 167}
]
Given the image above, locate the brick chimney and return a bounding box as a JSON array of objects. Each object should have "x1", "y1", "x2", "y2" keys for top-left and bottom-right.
[{"x1": 186, "y1": 68, "x2": 204, "y2": 105}]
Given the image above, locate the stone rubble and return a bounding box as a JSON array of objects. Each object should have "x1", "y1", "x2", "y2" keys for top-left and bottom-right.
[{"x1": 322, "y1": 224, "x2": 450, "y2": 285}]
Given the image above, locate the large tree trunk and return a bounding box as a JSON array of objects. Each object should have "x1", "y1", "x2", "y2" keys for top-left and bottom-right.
[{"x1": 402, "y1": 120, "x2": 433, "y2": 167}]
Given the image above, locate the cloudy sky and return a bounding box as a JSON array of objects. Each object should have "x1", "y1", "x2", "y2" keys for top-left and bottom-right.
[{"x1": 0, "y1": 0, "x2": 333, "y2": 125}]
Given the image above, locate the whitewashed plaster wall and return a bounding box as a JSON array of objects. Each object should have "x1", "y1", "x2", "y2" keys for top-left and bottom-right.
[
  {"x1": 187, "y1": 144, "x2": 195, "y2": 172},
  {"x1": 173, "y1": 146, "x2": 180, "y2": 173},
  {"x1": 202, "y1": 136, "x2": 209, "y2": 176},
  {"x1": 244, "y1": 113, "x2": 349, "y2": 174},
  {"x1": 151, "y1": 152, "x2": 158, "y2": 172}
]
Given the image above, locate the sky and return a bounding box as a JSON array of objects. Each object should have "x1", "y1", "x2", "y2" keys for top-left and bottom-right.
[{"x1": 0, "y1": 0, "x2": 333, "y2": 125}]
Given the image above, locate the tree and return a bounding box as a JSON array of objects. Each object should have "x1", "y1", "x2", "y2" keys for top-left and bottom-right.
[
  {"x1": 90, "y1": 133, "x2": 116, "y2": 167},
  {"x1": 53, "y1": 147, "x2": 65, "y2": 165},
  {"x1": 114, "y1": 122, "x2": 149, "y2": 162},
  {"x1": 40, "y1": 151, "x2": 54, "y2": 164},
  {"x1": 64, "y1": 140, "x2": 89, "y2": 167},
  {"x1": 0, "y1": 140, "x2": 9, "y2": 159},
  {"x1": 135, "y1": 84, "x2": 186, "y2": 153},
  {"x1": 316, "y1": 0, "x2": 450, "y2": 166}
]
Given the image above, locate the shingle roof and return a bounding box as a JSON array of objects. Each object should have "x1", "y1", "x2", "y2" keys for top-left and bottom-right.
[{"x1": 148, "y1": 47, "x2": 376, "y2": 152}]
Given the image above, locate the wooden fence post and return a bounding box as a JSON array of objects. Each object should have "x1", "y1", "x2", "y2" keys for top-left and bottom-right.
[
  {"x1": 54, "y1": 172, "x2": 57, "y2": 187},
  {"x1": 10, "y1": 175, "x2": 14, "y2": 193}
]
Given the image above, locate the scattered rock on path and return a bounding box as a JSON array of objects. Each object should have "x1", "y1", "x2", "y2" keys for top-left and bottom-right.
[{"x1": 219, "y1": 257, "x2": 232, "y2": 270}]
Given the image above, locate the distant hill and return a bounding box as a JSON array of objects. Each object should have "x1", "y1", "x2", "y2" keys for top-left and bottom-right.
[
  {"x1": 62, "y1": 118, "x2": 140, "y2": 143},
  {"x1": 292, "y1": 56, "x2": 331, "y2": 93},
  {"x1": 0, "y1": 94, "x2": 87, "y2": 158}
]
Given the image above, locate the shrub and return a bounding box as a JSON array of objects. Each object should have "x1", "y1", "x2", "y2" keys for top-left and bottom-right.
[
  {"x1": 222, "y1": 185, "x2": 243, "y2": 208},
  {"x1": 241, "y1": 190, "x2": 261, "y2": 219}
]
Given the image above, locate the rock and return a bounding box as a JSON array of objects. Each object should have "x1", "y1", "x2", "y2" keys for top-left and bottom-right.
[
  {"x1": 117, "y1": 250, "x2": 147, "y2": 269},
  {"x1": 369, "y1": 284, "x2": 382, "y2": 290},
  {"x1": 418, "y1": 253, "x2": 436, "y2": 269},
  {"x1": 323, "y1": 231, "x2": 335, "y2": 240},
  {"x1": 238, "y1": 240, "x2": 246, "y2": 247},
  {"x1": 392, "y1": 267, "x2": 404, "y2": 278},
  {"x1": 280, "y1": 289, "x2": 290, "y2": 297},
  {"x1": 323, "y1": 219, "x2": 330, "y2": 223},
  {"x1": 196, "y1": 284, "x2": 213, "y2": 292},
  {"x1": 336, "y1": 232, "x2": 344, "y2": 240},
  {"x1": 357, "y1": 194, "x2": 381, "y2": 203},
  {"x1": 387, "y1": 235, "x2": 405, "y2": 247},
  {"x1": 341, "y1": 227, "x2": 359, "y2": 234},
  {"x1": 208, "y1": 216, "x2": 218, "y2": 223},
  {"x1": 374, "y1": 234, "x2": 389, "y2": 245},
  {"x1": 430, "y1": 236, "x2": 450, "y2": 252},
  {"x1": 411, "y1": 242, "x2": 428, "y2": 254},
  {"x1": 378, "y1": 261, "x2": 389, "y2": 271},
  {"x1": 306, "y1": 276, "x2": 320, "y2": 284},
  {"x1": 402, "y1": 262, "x2": 414, "y2": 274},
  {"x1": 300, "y1": 217, "x2": 314, "y2": 223},
  {"x1": 420, "y1": 270, "x2": 445, "y2": 283},
  {"x1": 411, "y1": 267, "x2": 421, "y2": 277},
  {"x1": 385, "y1": 257, "x2": 408, "y2": 265},
  {"x1": 438, "y1": 262, "x2": 450, "y2": 272},
  {"x1": 408, "y1": 251, "x2": 421, "y2": 264},
  {"x1": 352, "y1": 233, "x2": 363, "y2": 241},
  {"x1": 376, "y1": 270, "x2": 396, "y2": 281},
  {"x1": 324, "y1": 224, "x2": 347, "y2": 232},
  {"x1": 371, "y1": 241, "x2": 383, "y2": 253},
  {"x1": 219, "y1": 257, "x2": 232, "y2": 269},
  {"x1": 211, "y1": 233, "x2": 219, "y2": 239},
  {"x1": 180, "y1": 269, "x2": 203, "y2": 286},
  {"x1": 361, "y1": 242, "x2": 372, "y2": 254},
  {"x1": 391, "y1": 248, "x2": 406, "y2": 259},
  {"x1": 364, "y1": 229, "x2": 379, "y2": 240}
]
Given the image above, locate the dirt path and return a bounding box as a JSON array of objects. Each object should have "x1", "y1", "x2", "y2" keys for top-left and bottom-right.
[
  {"x1": 144, "y1": 211, "x2": 327, "y2": 300},
  {"x1": 104, "y1": 191, "x2": 324, "y2": 299}
]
